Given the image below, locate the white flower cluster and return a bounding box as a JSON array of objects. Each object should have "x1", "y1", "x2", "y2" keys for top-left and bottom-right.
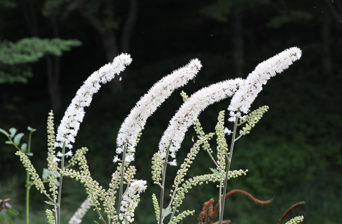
[
  {"x1": 158, "y1": 78, "x2": 244, "y2": 159},
  {"x1": 228, "y1": 47, "x2": 302, "y2": 120},
  {"x1": 119, "y1": 180, "x2": 147, "y2": 224},
  {"x1": 55, "y1": 53, "x2": 132, "y2": 150},
  {"x1": 115, "y1": 59, "x2": 202, "y2": 163},
  {"x1": 68, "y1": 198, "x2": 92, "y2": 224}
]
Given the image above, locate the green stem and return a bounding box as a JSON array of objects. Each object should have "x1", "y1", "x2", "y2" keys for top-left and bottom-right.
[
  {"x1": 25, "y1": 130, "x2": 34, "y2": 224},
  {"x1": 159, "y1": 143, "x2": 171, "y2": 224},
  {"x1": 218, "y1": 116, "x2": 238, "y2": 224},
  {"x1": 117, "y1": 146, "x2": 127, "y2": 215},
  {"x1": 57, "y1": 143, "x2": 66, "y2": 224},
  {"x1": 25, "y1": 173, "x2": 31, "y2": 224}
]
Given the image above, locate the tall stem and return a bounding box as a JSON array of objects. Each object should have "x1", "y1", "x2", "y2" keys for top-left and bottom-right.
[
  {"x1": 219, "y1": 117, "x2": 238, "y2": 224},
  {"x1": 25, "y1": 171, "x2": 31, "y2": 224},
  {"x1": 57, "y1": 143, "x2": 66, "y2": 224},
  {"x1": 25, "y1": 130, "x2": 34, "y2": 224},
  {"x1": 116, "y1": 146, "x2": 127, "y2": 215},
  {"x1": 159, "y1": 143, "x2": 171, "y2": 224}
]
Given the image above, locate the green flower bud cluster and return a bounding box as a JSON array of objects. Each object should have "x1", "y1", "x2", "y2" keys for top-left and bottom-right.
[
  {"x1": 228, "y1": 169, "x2": 248, "y2": 179},
  {"x1": 172, "y1": 132, "x2": 214, "y2": 192},
  {"x1": 62, "y1": 147, "x2": 118, "y2": 222},
  {"x1": 239, "y1": 105, "x2": 269, "y2": 136},
  {"x1": 172, "y1": 174, "x2": 222, "y2": 212},
  {"x1": 45, "y1": 209, "x2": 56, "y2": 224},
  {"x1": 285, "y1": 216, "x2": 304, "y2": 224},
  {"x1": 215, "y1": 111, "x2": 228, "y2": 171},
  {"x1": 15, "y1": 150, "x2": 47, "y2": 195},
  {"x1": 46, "y1": 111, "x2": 58, "y2": 197},
  {"x1": 124, "y1": 165, "x2": 137, "y2": 185},
  {"x1": 151, "y1": 152, "x2": 163, "y2": 187},
  {"x1": 152, "y1": 193, "x2": 160, "y2": 223},
  {"x1": 169, "y1": 210, "x2": 195, "y2": 224}
]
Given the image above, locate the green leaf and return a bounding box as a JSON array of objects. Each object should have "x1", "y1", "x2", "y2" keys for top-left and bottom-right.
[
  {"x1": 6, "y1": 208, "x2": 19, "y2": 216},
  {"x1": 210, "y1": 168, "x2": 224, "y2": 178},
  {"x1": 42, "y1": 168, "x2": 49, "y2": 180},
  {"x1": 13, "y1": 133, "x2": 24, "y2": 145},
  {"x1": 27, "y1": 126, "x2": 36, "y2": 132},
  {"x1": 0, "y1": 128, "x2": 9, "y2": 137},
  {"x1": 26, "y1": 152, "x2": 34, "y2": 156},
  {"x1": 44, "y1": 201, "x2": 59, "y2": 207},
  {"x1": 5, "y1": 141, "x2": 14, "y2": 145},
  {"x1": 0, "y1": 210, "x2": 5, "y2": 222},
  {"x1": 162, "y1": 206, "x2": 172, "y2": 218},
  {"x1": 21, "y1": 143, "x2": 27, "y2": 151},
  {"x1": 9, "y1": 128, "x2": 17, "y2": 138},
  {"x1": 4, "y1": 211, "x2": 13, "y2": 224}
]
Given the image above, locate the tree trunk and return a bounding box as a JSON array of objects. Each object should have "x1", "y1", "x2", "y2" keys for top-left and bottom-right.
[
  {"x1": 80, "y1": 0, "x2": 138, "y2": 93},
  {"x1": 23, "y1": 0, "x2": 63, "y2": 111}
]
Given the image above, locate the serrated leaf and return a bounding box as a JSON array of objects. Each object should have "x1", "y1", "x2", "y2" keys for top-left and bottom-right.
[
  {"x1": 13, "y1": 133, "x2": 24, "y2": 145},
  {"x1": 21, "y1": 143, "x2": 27, "y2": 151},
  {"x1": 6, "y1": 208, "x2": 19, "y2": 216},
  {"x1": 0, "y1": 128, "x2": 9, "y2": 137},
  {"x1": 44, "y1": 201, "x2": 58, "y2": 207},
  {"x1": 27, "y1": 126, "x2": 36, "y2": 132},
  {"x1": 9, "y1": 128, "x2": 17, "y2": 138}
]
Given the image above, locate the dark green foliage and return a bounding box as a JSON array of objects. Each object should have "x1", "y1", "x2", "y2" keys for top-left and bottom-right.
[
  {"x1": 267, "y1": 10, "x2": 313, "y2": 28},
  {"x1": 0, "y1": 38, "x2": 81, "y2": 84}
]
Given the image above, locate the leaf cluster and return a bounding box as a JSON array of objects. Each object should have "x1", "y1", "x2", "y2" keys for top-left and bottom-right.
[{"x1": 0, "y1": 38, "x2": 81, "y2": 84}]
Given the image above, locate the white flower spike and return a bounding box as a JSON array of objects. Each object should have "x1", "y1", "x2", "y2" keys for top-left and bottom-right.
[
  {"x1": 228, "y1": 47, "x2": 302, "y2": 118},
  {"x1": 55, "y1": 53, "x2": 132, "y2": 150},
  {"x1": 158, "y1": 78, "x2": 244, "y2": 159},
  {"x1": 115, "y1": 59, "x2": 202, "y2": 162}
]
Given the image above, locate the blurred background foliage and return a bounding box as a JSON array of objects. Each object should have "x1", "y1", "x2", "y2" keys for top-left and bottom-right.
[{"x1": 0, "y1": 0, "x2": 341, "y2": 223}]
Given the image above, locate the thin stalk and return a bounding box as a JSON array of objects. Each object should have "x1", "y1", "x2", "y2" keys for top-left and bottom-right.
[
  {"x1": 25, "y1": 129, "x2": 34, "y2": 224},
  {"x1": 116, "y1": 146, "x2": 127, "y2": 215},
  {"x1": 25, "y1": 170, "x2": 31, "y2": 224},
  {"x1": 159, "y1": 143, "x2": 171, "y2": 224},
  {"x1": 57, "y1": 143, "x2": 66, "y2": 224},
  {"x1": 218, "y1": 116, "x2": 238, "y2": 224}
]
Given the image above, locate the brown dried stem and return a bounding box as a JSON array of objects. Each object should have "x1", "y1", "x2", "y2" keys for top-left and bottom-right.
[
  {"x1": 197, "y1": 189, "x2": 273, "y2": 223},
  {"x1": 277, "y1": 201, "x2": 305, "y2": 224}
]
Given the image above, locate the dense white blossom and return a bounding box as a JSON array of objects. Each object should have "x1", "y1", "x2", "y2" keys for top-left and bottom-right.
[
  {"x1": 228, "y1": 47, "x2": 302, "y2": 119},
  {"x1": 119, "y1": 180, "x2": 147, "y2": 224},
  {"x1": 55, "y1": 53, "x2": 132, "y2": 149},
  {"x1": 158, "y1": 78, "x2": 244, "y2": 159},
  {"x1": 68, "y1": 198, "x2": 92, "y2": 224},
  {"x1": 224, "y1": 127, "x2": 231, "y2": 135},
  {"x1": 116, "y1": 59, "x2": 202, "y2": 162}
]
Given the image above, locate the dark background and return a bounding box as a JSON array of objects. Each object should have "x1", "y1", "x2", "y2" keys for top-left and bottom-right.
[{"x1": 0, "y1": 0, "x2": 341, "y2": 223}]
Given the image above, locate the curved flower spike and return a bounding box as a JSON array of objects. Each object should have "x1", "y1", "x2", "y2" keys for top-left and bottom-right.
[
  {"x1": 158, "y1": 78, "x2": 244, "y2": 159},
  {"x1": 115, "y1": 59, "x2": 202, "y2": 163},
  {"x1": 56, "y1": 53, "x2": 132, "y2": 150},
  {"x1": 228, "y1": 47, "x2": 302, "y2": 117}
]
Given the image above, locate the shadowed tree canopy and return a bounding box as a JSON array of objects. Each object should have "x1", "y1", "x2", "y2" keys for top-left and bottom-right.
[
  {"x1": 43, "y1": 0, "x2": 138, "y2": 93},
  {"x1": 0, "y1": 37, "x2": 81, "y2": 84}
]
